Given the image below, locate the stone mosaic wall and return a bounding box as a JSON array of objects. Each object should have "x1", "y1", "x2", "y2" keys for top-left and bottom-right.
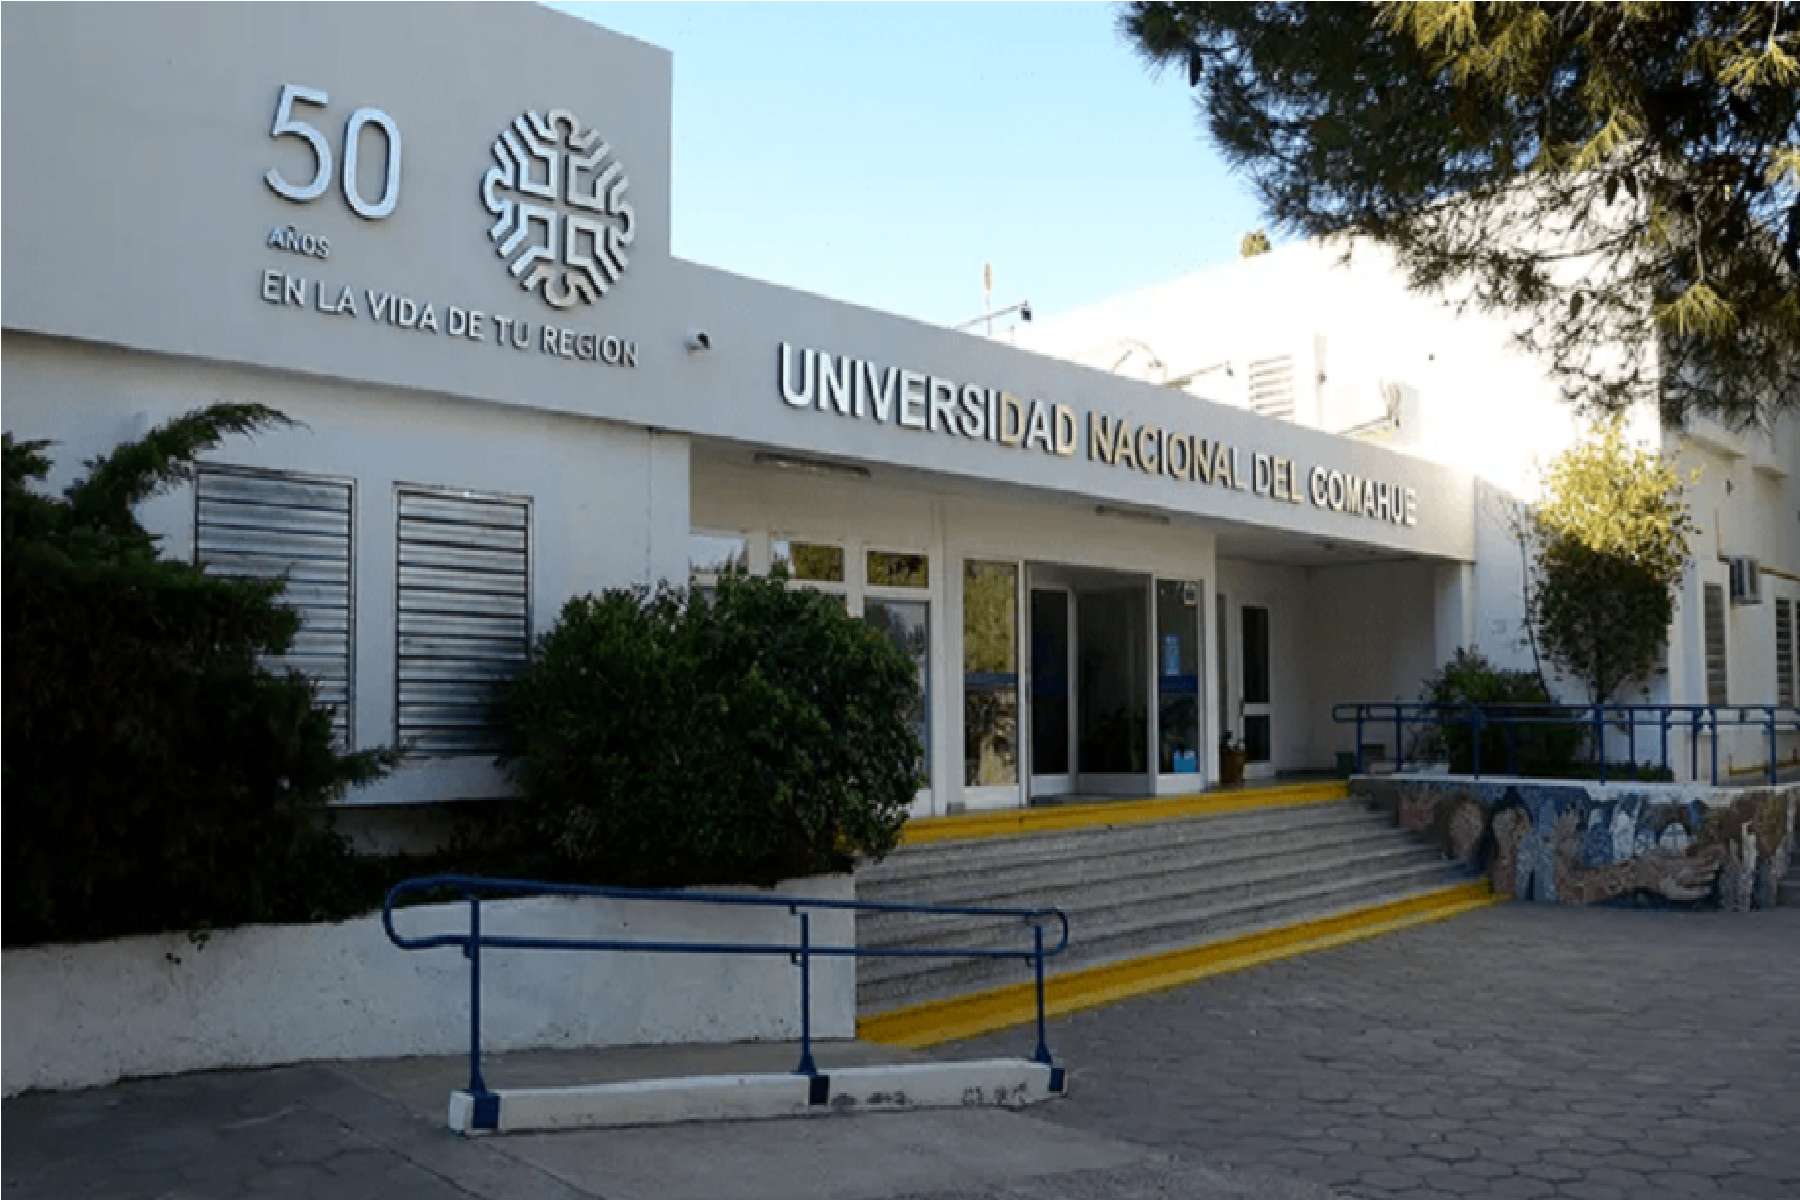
[{"x1": 1353, "y1": 777, "x2": 1796, "y2": 911}]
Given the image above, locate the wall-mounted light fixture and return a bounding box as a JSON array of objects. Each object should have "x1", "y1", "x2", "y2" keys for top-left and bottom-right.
[
  {"x1": 753, "y1": 452, "x2": 871, "y2": 480},
  {"x1": 1165, "y1": 360, "x2": 1233, "y2": 389},
  {"x1": 954, "y1": 300, "x2": 1032, "y2": 335},
  {"x1": 1094, "y1": 504, "x2": 1171, "y2": 526}
]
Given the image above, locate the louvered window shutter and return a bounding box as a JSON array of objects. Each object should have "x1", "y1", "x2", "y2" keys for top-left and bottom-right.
[
  {"x1": 1703, "y1": 583, "x2": 1728, "y2": 706},
  {"x1": 1247, "y1": 356, "x2": 1296, "y2": 421},
  {"x1": 196, "y1": 466, "x2": 355, "y2": 745},
  {"x1": 1776, "y1": 597, "x2": 1794, "y2": 707},
  {"x1": 395, "y1": 488, "x2": 531, "y2": 755}
]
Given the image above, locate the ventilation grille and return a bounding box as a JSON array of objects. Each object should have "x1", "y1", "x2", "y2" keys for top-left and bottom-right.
[
  {"x1": 1246, "y1": 356, "x2": 1297, "y2": 421},
  {"x1": 1703, "y1": 582, "x2": 1728, "y2": 706},
  {"x1": 1778, "y1": 597, "x2": 1795, "y2": 707},
  {"x1": 396, "y1": 488, "x2": 530, "y2": 755},
  {"x1": 196, "y1": 466, "x2": 354, "y2": 745}
]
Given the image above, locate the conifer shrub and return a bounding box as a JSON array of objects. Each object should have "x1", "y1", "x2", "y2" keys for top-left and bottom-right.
[
  {"x1": 495, "y1": 572, "x2": 922, "y2": 888},
  {"x1": 3, "y1": 408, "x2": 392, "y2": 947}
]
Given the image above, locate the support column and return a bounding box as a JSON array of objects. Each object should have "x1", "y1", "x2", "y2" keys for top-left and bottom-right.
[{"x1": 1433, "y1": 561, "x2": 1474, "y2": 665}]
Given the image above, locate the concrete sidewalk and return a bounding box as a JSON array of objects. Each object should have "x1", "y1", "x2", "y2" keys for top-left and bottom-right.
[{"x1": 2, "y1": 1040, "x2": 1333, "y2": 1200}]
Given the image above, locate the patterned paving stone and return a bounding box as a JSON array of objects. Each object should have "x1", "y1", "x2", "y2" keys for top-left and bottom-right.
[
  {"x1": 3, "y1": 901, "x2": 1794, "y2": 1199},
  {"x1": 948, "y1": 904, "x2": 1800, "y2": 1200}
]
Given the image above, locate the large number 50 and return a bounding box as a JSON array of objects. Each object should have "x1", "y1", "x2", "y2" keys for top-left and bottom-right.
[{"x1": 264, "y1": 84, "x2": 402, "y2": 220}]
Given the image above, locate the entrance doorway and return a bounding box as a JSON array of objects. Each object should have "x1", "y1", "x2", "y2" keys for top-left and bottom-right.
[
  {"x1": 1023, "y1": 567, "x2": 1205, "y2": 802},
  {"x1": 1241, "y1": 603, "x2": 1275, "y2": 779}
]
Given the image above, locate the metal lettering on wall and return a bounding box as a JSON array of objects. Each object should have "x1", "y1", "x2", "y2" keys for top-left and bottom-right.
[
  {"x1": 264, "y1": 84, "x2": 402, "y2": 220},
  {"x1": 778, "y1": 341, "x2": 1420, "y2": 530},
  {"x1": 254, "y1": 85, "x2": 637, "y2": 368},
  {"x1": 483, "y1": 110, "x2": 635, "y2": 309}
]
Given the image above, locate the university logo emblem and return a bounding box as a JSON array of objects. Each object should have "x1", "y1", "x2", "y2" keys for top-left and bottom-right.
[{"x1": 482, "y1": 110, "x2": 635, "y2": 309}]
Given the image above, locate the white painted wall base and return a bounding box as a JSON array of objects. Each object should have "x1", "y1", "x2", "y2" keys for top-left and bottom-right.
[
  {"x1": 448, "y1": 1059, "x2": 1066, "y2": 1135},
  {"x1": 2, "y1": 875, "x2": 854, "y2": 1097}
]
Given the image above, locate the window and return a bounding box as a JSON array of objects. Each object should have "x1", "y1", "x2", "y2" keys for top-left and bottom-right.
[
  {"x1": 771, "y1": 538, "x2": 845, "y2": 584},
  {"x1": 866, "y1": 550, "x2": 928, "y2": 589},
  {"x1": 1704, "y1": 582, "x2": 1728, "y2": 705},
  {"x1": 1247, "y1": 356, "x2": 1296, "y2": 421},
  {"x1": 1777, "y1": 597, "x2": 1795, "y2": 707},
  {"x1": 866, "y1": 549, "x2": 932, "y2": 786},
  {"x1": 395, "y1": 487, "x2": 530, "y2": 755},
  {"x1": 964, "y1": 560, "x2": 1019, "y2": 787},
  {"x1": 770, "y1": 537, "x2": 847, "y2": 609},
  {"x1": 690, "y1": 531, "x2": 748, "y2": 602},
  {"x1": 196, "y1": 465, "x2": 354, "y2": 745}
]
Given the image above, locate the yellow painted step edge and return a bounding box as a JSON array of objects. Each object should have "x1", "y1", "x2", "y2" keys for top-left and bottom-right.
[
  {"x1": 859, "y1": 881, "x2": 1496, "y2": 1049},
  {"x1": 901, "y1": 781, "x2": 1349, "y2": 847}
]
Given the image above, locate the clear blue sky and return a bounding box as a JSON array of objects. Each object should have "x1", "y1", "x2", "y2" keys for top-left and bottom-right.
[{"x1": 551, "y1": 2, "x2": 1267, "y2": 328}]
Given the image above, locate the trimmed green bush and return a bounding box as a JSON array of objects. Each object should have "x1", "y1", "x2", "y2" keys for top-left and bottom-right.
[
  {"x1": 495, "y1": 572, "x2": 922, "y2": 888},
  {"x1": 3, "y1": 409, "x2": 391, "y2": 948},
  {"x1": 1421, "y1": 648, "x2": 1581, "y2": 776}
]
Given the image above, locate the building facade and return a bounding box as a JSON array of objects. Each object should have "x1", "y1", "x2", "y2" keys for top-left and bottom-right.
[
  {"x1": 1016, "y1": 237, "x2": 1800, "y2": 772},
  {"x1": 4, "y1": 4, "x2": 1791, "y2": 832}
]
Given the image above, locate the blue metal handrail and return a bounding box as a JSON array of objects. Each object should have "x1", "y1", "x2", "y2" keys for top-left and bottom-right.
[
  {"x1": 383, "y1": 874, "x2": 1070, "y2": 1126},
  {"x1": 1331, "y1": 702, "x2": 1800, "y2": 785}
]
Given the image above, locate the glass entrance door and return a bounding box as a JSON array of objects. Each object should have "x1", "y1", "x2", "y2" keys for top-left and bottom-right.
[
  {"x1": 1028, "y1": 588, "x2": 1073, "y2": 798},
  {"x1": 1075, "y1": 584, "x2": 1149, "y2": 794},
  {"x1": 1241, "y1": 604, "x2": 1274, "y2": 778},
  {"x1": 1156, "y1": 580, "x2": 1203, "y2": 781}
]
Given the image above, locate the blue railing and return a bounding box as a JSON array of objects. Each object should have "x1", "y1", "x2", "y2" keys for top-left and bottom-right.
[
  {"x1": 383, "y1": 875, "x2": 1070, "y2": 1128},
  {"x1": 1332, "y1": 703, "x2": 1800, "y2": 785}
]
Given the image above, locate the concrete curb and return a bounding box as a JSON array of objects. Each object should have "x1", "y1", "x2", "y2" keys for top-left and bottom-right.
[{"x1": 447, "y1": 1058, "x2": 1067, "y2": 1135}]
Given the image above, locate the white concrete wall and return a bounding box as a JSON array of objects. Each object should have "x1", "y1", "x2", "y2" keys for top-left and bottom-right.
[
  {"x1": 1020, "y1": 235, "x2": 1800, "y2": 750},
  {"x1": 1214, "y1": 559, "x2": 1311, "y2": 771},
  {"x1": 1, "y1": 875, "x2": 855, "y2": 1097},
  {"x1": 1299, "y1": 560, "x2": 1445, "y2": 767},
  {"x1": 1668, "y1": 424, "x2": 1800, "y2": 776},
  {"x1": 2, "y1": 4, "x2": 1478, "y2": 573},
  {"x1": 1017, "y1": 237, "x2": 1654, "y2": 506},
  {"x1": 2, "y1": 333, "x2": 690, "y2": 806}
]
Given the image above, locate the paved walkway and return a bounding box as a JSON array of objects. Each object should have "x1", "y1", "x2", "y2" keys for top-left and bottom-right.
[
  {"x1": 952, "y1": 903, "x2": 1800, "y2": 1200},
  {"x1": 4, "y1": 904, "x2": 1795, "y2": 1199}
]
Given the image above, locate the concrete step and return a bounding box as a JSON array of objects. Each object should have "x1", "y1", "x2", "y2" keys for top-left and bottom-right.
[
  {"x1": 854, "y1": 794, "x2": 1467, "y2": 1017},
  {"x1": 857, "y1": 834, "x2": 1443, "y2": 947},
  {"x1": 857, "y1": 860, "x2": 1466, "y2": 1011},
  {"x1": 858, "y1": 804, "x2": 1392, "y2": 903},
  {"x1": 857, "y1": 882, "x2": 1497, "y2": 1049},
  {"x1": 862, "y1": 801, "x2": 1378, "y2": 891},
  {"x1": 1780, "y1": 858, "x2": 1800, "y2": 908}
]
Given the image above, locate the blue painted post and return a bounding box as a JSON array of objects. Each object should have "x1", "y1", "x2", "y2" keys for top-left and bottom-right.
[
  {"x1": 1504, "y1": 712, "x2": 1516, "y2": 777},
  {"x1": 1769, "y1": 708, "x2": 1779, "y2": 785},
  {"x1": 795, "y1": 912, "x2": 817, "y2": 1078},
  {"x1": 1659, "y1": 709, "x2": 1670, "y2": 779},
  {"x1": 1626, "y1": 709, "x2": 1636, "y2": 777},
  {"x1": 467, "y1": 894, "x2": 487, "y2": 1098},
  {"x1": 1470, "y1": 704, "x2": 1482, "y2": 780},
  {"x1": 1594, "y1": 706, "x2": 1607, "y2": 785},
  {"x1": 1395, "y1": 707, "x2": 1405, "y2": 773},
  {"x1": 1691, "y1": 710, "x2": 1701, "y2": 781},
  {"x1": 1031, "y1": 923, "x2": 1053, "y2": 1068},
  {"x1": 1355, "y1": 710, "x2": 1366, "y2": 774},
  {"x1": 1710, "y1": 707, "x2": 1720, "y2": 785}
]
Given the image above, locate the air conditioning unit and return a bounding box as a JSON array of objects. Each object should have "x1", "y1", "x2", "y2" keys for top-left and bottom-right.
[{"x1": 1728, "y1": 556, "x2": 1762, "y2": 605}]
